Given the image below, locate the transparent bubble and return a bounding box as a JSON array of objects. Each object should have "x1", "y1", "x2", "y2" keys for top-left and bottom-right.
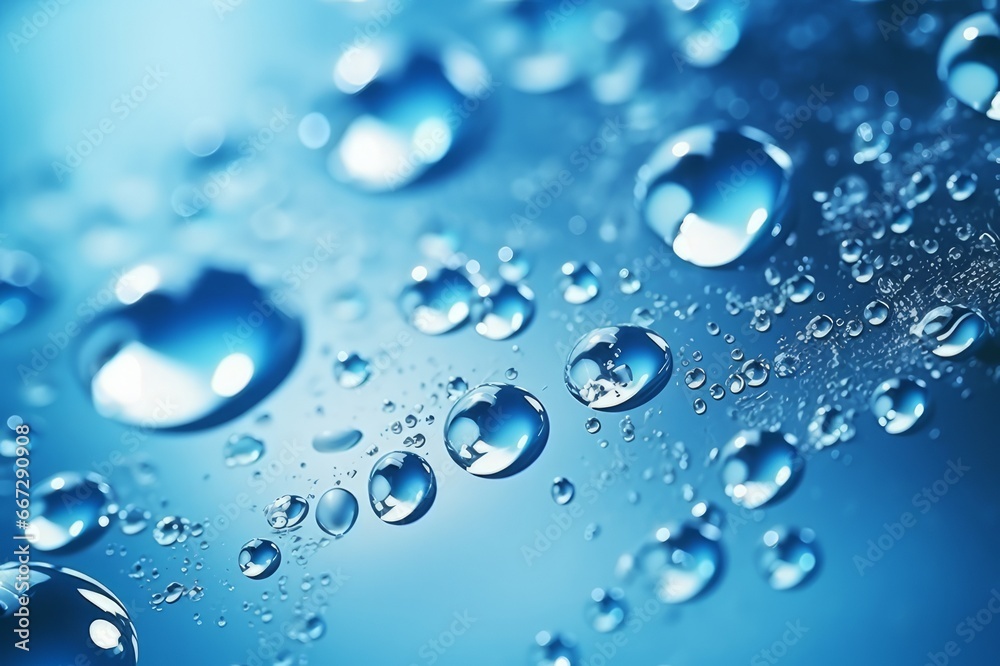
[
  {"x1": 636, "y1": 125, "x2": 792, "y2": 267},
  {"x1": 334, "y1": 352, "x2": 371, "y2": 388},
  {"x1": 946, "y1": 171, "x2": 978, "y2": 201},
  {"x1": 552, "y1": 477, "x2": 575, "y2": 505},
  {"x1": 398, "y1": 267, "x2": 476, "y2": 335},
  {"x1": 475, "y1": 281, "x2": 536, "y2": 340},
  {"x1": 559, "y1": 261, "x2": 601, "y2": 304},
  {"x1": 685, "y1": 367, "x2": 707, "y2": 389},
  {"x1": 911, "y1": 305, "x2": 989, "y2": 359},
  {"x1": 224, "y1": 434, "x2": 264, "y2": 467},
  {"x1": 586, "y1": 588, "x2": 626, "y2": 633},
  {"x1": 0, "y1": 563, "x2": 138, "y2": 664},
  {"x1": 27, "y1": 472, "x2": 116, "y2": 552},
  {"x1": 870, "y1": 377, "x2": 930, "y2": 435},
  {"x1": 315, "y1": 488, "x2": 359, "y2": 537},
  {"x1": 264, "y1": 495, "x2": 310, "y2": 530},
  {"x1": 564, "y1": 325, "x2": 672, "y2": 411},
  {"x1": 77, "y1": 267, "x2": 302, "y2": 431},
  {"x1": 445, "y1": 383, "x2": 549, "y2": 477},
  {"x1": 635, "y1": 522, "x2": 723, "y2": 604},
  {"x1": 239, "y1": 538, "x2": 281, "y2": 580},
  {"x1": 758, "y1": 527, "x2": 820, "y2": 591},
  {"x1": 938, "y1": 12, "x2": 1000, "y2": 120},
  {"x1": 368, "y1": 451, "x2": 436, "y2": 524},
  {"x1": 720, "y1": 430, "x2": 804, "y2": 509},
  {"x1": 864, "y1": 300, "x2": 890, "y2": 325}
]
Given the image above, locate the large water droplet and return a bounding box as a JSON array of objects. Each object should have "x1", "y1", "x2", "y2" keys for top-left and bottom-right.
[
  {"x1": 368, "y1": 451, "x2": 436, "y2": 524},
  {"x1": 398, "y1": 267, "x2": 475, "y2": 335},
  {"x1": 720, "y1": 430, "x2": 803, "y2": 509},
  {"x1": 938, "y1": 12, "x2": 1000, "y2": 120},
  {"x1": 315, "y1": 488, "x2": 359, "y2": 537},
  {"x1": 445, "y1": 383, "x2": 549, "y2": 477},
  {"x1": 77, "y1": 267, "x2": 302, "y2": 431},
  {"x1": 238, "y1": 538, "x2": 281, "y2": 579},
  {"x1": 758, "y1": 527, "x2": 820, "y2": 590},
  {"x1": 911, "y1": 305, "x2": 990, "y2": 359},
  {"x1": 264, "y1": 495, "x2": 309, "y2": 530},
  {"x1": 870, "y1": 377, "x2": 930, "y2": 435},
  {"x1": 636, "y1": 125, "x2": 792, "y2": 267},
  {"x1": 28, "y1": 472, "x2": 116, "y2": 552},
  {"x1": 0, "y1": 563, "x2": 138, "y2": 664},
  {"x1": 636, "y1": 522, "x2": 723, "y2": 603},
  {"x1": 564, "y1": 325, "x2": 672, "y2": 411},
  {"x1": 329, "y1": 41, "x2": 491, "y2": 190},
  {"x1": 475, "y1": 281, "x2": 535, "y2": 340}
]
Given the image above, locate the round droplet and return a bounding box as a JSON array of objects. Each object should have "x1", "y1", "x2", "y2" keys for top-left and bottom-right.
[
  {"x1": 741, "y1": 359, "x2": 769, "y2": 387},
  {"x1": 475, "y1": 281, "x2": 535, "y2": 340},
  {"x1": 333, "y1": 352, "x2": 371, "y2": 388},
  {"x1": 808, "y1": 405, "x2": 855, "y2": 449},
  {"x1": 870, "y1": 377, "x2": 930, "y2": 435},
  {"x1": 684, "y1": 367, "x2": 706, "y2": 389},
  {"x1": 224, "y1": 434, "x2": 264, "y2": 467},
  {"x1": 398, "y1": 267, "x2": 475, "y2": 335},
  {"x1": 560, "y1": 261, "x2": 601, "y2": 304},
  {"x1": 368, "y1": 451, "x2": 436, "y2": 524},
  {"x1": 617, "y1": 268, "x2": 641, "y2": 295},
  {"x1": 785, "y1": 275, "x2": 815, "y2": 303},
  {"x1": 312, "y1": 428, "x2": 363, "y2": 453},
  {"x1": 238, "y1": 538, "x2": 281, "y2": 580},
  {"x1": 864, "y1": 300, "x2": 890, "y2": 325},
  {"x1": 946, "y1": 171, "x2": 977, "y2": 201},
  {"x1": 709, "y1": 383, "x2": 725, "y2": 400},
  {"x1": 846, "y1": 319, "x2": 864, "y2": 337},
  {"x1": 911, "y1": 305, "x2": 989, "y2": 359},
  {"x1": 938, "y1": 12, "x2": 1000, "y2": 120},
  {"x1": 0, "y1": 563, "x2": 138, "y2": 665},
  {"x1": 807, "y1": 315, "x2": 834, "y2": 339},
  {"x1": 693, "y1": 397, "x2": 707, "y2": 414},
  {"x1": 839, "y1": 239, "x2": 863, "y2": 263},
  {"x1": 264, "y1": 495, "x2": 309, "y2": 530},
  {"x1": 532, "y1": 631, "x2": 578, "y2": 666},
  {"x1": 759, "y1": 527, "x2": 820, "y2": 591},
  {"x1": 329, "y1": 41, "x2": 491, "y2": 190},
  {"x1": 446, "y1": 376, "x2": 469, "y2": 400},
  {"x1": 153, "y1": 516, "x2": 189, "y2": 546},
  {"x1": 315, "y1": 488, "x2": 359, "y2": 537},
  {"x1": 586, "y1": 588, "x2": 626, "y2": 633},
  {"x1": 564, "y1": 325, "x2": 672, "y2": 412},
  {"x1": 28, "y1": 473, "x2": 116, "y2": 552},
  {"x1": 77, "y1": 267, "x2": 302, "y2": 431},
  {"x1": 552, "y1": 477, "x2": 575, "y2": 505},
  {"x1": 636, "y1": 522, "x2": 723, "y2": 604},
  {"x1": 444, "y1": 383, "x2": 549, "y2": 477},
  {"x1": 585, "y1": 417, "x2": 601, "y2": 434},
  {"x1": 636, "y1": 125, "x2": 792, "y2": 267},
  {"x1": 0, "y1": 249, "x2": 49, "y2": 335},
  {"x1": 720, "y1": 430, "x2": 804, "y2": 509}
]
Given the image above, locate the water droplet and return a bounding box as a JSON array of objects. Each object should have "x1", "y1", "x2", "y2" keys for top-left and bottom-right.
[
  {"x1": 720, "y1": 430, "x2": 803, "y2": 509},
  {"x1": 153, "y1": 515, "x2": 189, "y2": 546},
  {"x1": 806, "y1": 314, "x2": 834, "y2": 339},
  {"x1": 946, "y1": 171, "x2": 978, "y2": 201},
  {"x1": 28, "y1": 473, "x2": 116, "y2": 552},
  {"x1": 785, "y1": 275, "x2": 815, "y2": 304},
  {"x1": 560, "y1": 261, "x2": 601, "y2": 304},
  {"x1": 398, "y1": 267, "x2": 475, "y2": 335},
  {"x1": 118, "y1": 504, "x2": 150, "y2": 536},
  {"x1": 846, "y1": 319, "x2": 864, "y2": 337},
  {"x1": 444, "y1": 383, "x2": 549, "y2": 477},
  {"x1": 852, "y1": 121, "x2": 890, "y2": 163},
  {"x1": 264, "y1": 495, "x2": 310, "y2": 530},
  {"x1": 315, "y1": 488, "x2": 359, "y2": 537},
  {"x1": 938, "y1": 12, "x2": 1000, "y2": 120},
  {"x1": 368, "y1": 451, "x2": 436, "y2": 524},
  {"x1": 864, "y1": 300, "x2": 890, "y2": 325},
  {"x1": 585, "y1": 417, "x2": 602, "y2": 434},
  {"x1": 552, "y1": 477, "x2": 575, "y2": 505},
  {"x1": 333, "y1": 352, "x2": 371, "y2": 388},
  {"x1": 532, "y1": 631, "x2": 578, "y2": 666},
  {"x1": 759, "y1": 527, "x2": 820, "y2": 590},
  {"x1": 709, "y1": 383, "x2": 725, "y2": 400},
  {"x1": 912, "y1": 305, "x2": 990, "y2": 359},
  {"x1": 312, "y1": 428, "x2": 363, "y2": 453},
  {"x1": 0, "y1": 563, "x2": 138, "y2": 664},
  {"x1": 684, "y1": 367, "x2": 706, "y2": 389},
  {"x1": 238, "y1": 538, "x2": 282, "y2": 580},
  {"x1": 900, "y1": 168, "x2": 936, "y2": 208},
  {"x1": 636, "y1": 125, "x2": 792, "y2": 267},
  {"x1": 446, "y1": 376, "x2": 469, "y2": 400},
  {"x1": 224, "y1": 434, "x2": 264, "y2": 467},
  {"x1": 586, "y1": 588, "x2": 626, "y2": 633},
  {"x1": 564, "y1": 325, "x2": 672, "y2": 411},
  {"x1": 498, "y1": 247, "x2": 531, "y2": 282},
  {"x1": 617, "y1": 268, "x2": 641, "y2": 295},
  {"x1": 330, "y1": 41, "x2": 490, "y2": 190},
  {"x1": 839, "y1": 239, "x2": 863, "y2": 263},
  {"x1": 870, "y1": 377, "x2": 930, "y2": 435},
  {"x1": 693, "y1": 397, "x2": 707, "y2": 414},
  {"x1": 891, "y1": 211, "x2": 913, "y2": 234},
  {"x1": 78, "y1": 267, "x2": 302, "y2": 430},
  {"x1": 728, "y1": 373, "x2": 746, "y2": 394},
  {"x1": 741, "y1": 359, "x2": 769, "y2": 387},
  {"x1": 287, "y1": 613, "x2": 326, "y2": 643},
  {"x1": 636, "y1": 522, "x2": 723, "y2": 604},
  {"x1": 0, "y1": 249, "x2": 48, "y2": 335},
  {"x1": 475, "y1": 281, "x2": 535, "y2": 340},
  {"x1": 808, "y1": 405, "x2": 855, "y2": 449}
]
